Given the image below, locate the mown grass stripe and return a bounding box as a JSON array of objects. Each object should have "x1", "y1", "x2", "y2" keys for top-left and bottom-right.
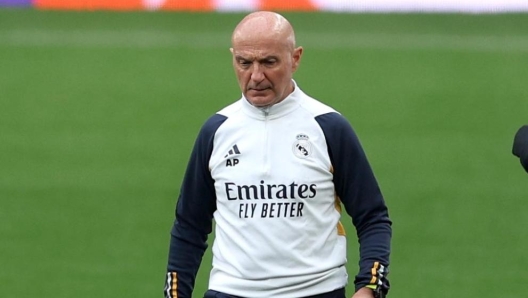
[{"x1": 0, "y1": 29, "x2": 527, "y2": 52}]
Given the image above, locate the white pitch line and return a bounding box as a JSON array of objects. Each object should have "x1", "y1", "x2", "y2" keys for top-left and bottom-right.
[
  {"x1": 298, "y1": 32, "x2": 528, "y2": 53},
  {"x1": 0, "y1": 29, "x2": 527, "y2": 53}
]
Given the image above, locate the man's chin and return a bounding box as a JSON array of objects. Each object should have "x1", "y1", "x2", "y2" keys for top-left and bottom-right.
[{"x1": 246, "y1": 95, "x2": 275, "y2": 107}]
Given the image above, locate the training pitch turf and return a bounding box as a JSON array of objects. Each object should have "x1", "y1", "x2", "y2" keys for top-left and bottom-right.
[{"x1": 0, "y1": 9, "x2": 527, "y2": 298}]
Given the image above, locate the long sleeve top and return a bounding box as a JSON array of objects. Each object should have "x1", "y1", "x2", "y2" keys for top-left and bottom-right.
[{"x1": 164, "y1": 82, "x2": 391, "y2": 298}]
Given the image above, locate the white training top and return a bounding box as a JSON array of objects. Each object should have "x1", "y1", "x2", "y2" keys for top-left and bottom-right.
[
  {"x1": 165, "y1": 81, "x2": 391, "y2": 298},
  {"x1": 208, "y1": 83, "x2": 347, "y2": 297}
]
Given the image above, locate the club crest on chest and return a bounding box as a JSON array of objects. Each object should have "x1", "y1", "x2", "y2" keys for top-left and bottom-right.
[{"x1": 293, "y1": 134, "x2": 312, "y2": 158}]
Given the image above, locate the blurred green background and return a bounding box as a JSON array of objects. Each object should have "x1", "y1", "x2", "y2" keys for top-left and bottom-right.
[{"x1": 1, "y1": 9, "x2": 527, "y2": 298}]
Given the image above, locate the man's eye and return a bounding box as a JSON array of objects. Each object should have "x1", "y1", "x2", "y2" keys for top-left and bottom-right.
[
  {"x1": 264, "y1": 60, "x2": 276, "y2": 66},
  {"x1": 239, "y1": 61, "x2": 251, "y2": 67}
]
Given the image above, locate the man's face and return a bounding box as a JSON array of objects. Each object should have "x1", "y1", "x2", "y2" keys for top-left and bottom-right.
[{"x1": 231, "y1": 38, "x2": 302, "y2": 107}]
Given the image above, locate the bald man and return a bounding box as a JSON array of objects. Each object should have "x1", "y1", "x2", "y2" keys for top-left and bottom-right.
[{"x1": 164, "y1": 12, "x2": 391, "y2": 298}]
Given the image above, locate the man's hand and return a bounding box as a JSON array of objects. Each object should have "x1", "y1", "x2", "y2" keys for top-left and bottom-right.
[{"x1": 351, "y1": 287, "x2": 375, "y2": 298}]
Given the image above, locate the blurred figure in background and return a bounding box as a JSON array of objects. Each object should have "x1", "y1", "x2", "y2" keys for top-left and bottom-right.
[
  {"x1": 512, "y1": 125, "x2": 528, "y2": 172},
  {"x1": 164, "y1": 11, "x2": 391, "y2": 298}
]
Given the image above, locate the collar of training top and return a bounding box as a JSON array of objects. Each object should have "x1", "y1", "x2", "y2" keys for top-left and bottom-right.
[{"x1": 241, "y1": 80, "x2": 302, "y2": 120}]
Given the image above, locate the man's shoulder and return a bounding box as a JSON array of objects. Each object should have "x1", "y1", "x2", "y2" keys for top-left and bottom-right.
[
  {"x1": 297, "y1": 89, "x2": 339, "y2": 118},
  {"x1": 199, "y1": 113, "x2": 229, "y2": 137},
  {"x1": 217, "y1": 99, "x2": 243, "y2": 117},
  {"x1": 196, "y1": 100, "x2": 242, "y2": 137}
]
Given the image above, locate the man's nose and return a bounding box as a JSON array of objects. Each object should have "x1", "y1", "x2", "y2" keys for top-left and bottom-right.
[{"x1": 250, "y1": 63, "x2": 264, "y2": 82}]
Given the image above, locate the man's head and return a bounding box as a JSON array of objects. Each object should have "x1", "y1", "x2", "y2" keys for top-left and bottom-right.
[{"x1": 230, "y1": 11, "x2": 303, "y2": 108}]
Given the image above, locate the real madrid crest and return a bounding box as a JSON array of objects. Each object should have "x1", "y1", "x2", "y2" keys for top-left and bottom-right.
[{"x1": 292, "y1": 134, "x2": 312, "y2": 158}]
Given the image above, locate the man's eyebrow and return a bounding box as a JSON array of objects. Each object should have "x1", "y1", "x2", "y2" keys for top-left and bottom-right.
[
  {"x1": 235, "y1": 55, "x2": 279, "y2": 61},
  {"x1": 235, "y1": 55, "x2": 253, "y2": 62},
  {"x1": 260, "y1": 56, "x2": 279, "y2": 61},
  {"x1": 235, "y1": 55, "x2": 248, "y2": 59}
]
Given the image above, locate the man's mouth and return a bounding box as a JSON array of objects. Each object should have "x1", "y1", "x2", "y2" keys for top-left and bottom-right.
[{"x1": 250, "y1": 87, "x2": 270, "y2": 92}]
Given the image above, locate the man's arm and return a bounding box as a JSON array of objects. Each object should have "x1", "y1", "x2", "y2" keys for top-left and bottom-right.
[
  {"x1": 164, "y1": 115, "x2": 227, "y2": 298},
  {"x1": 316, "y1": 113, "x2": 392, "y2": 296},
  {"x1": 512, "y1": 125, "x2": 528, "y2": 172}
]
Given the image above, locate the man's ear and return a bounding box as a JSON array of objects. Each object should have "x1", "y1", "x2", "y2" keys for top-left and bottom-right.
[{"x1": 292, "y1": 46, "x2": 303, "y2": 72}]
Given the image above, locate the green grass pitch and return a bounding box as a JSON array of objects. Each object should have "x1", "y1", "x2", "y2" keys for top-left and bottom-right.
[{"x1": 0, "y1": 9, "x2": 527, "y2": 298}]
